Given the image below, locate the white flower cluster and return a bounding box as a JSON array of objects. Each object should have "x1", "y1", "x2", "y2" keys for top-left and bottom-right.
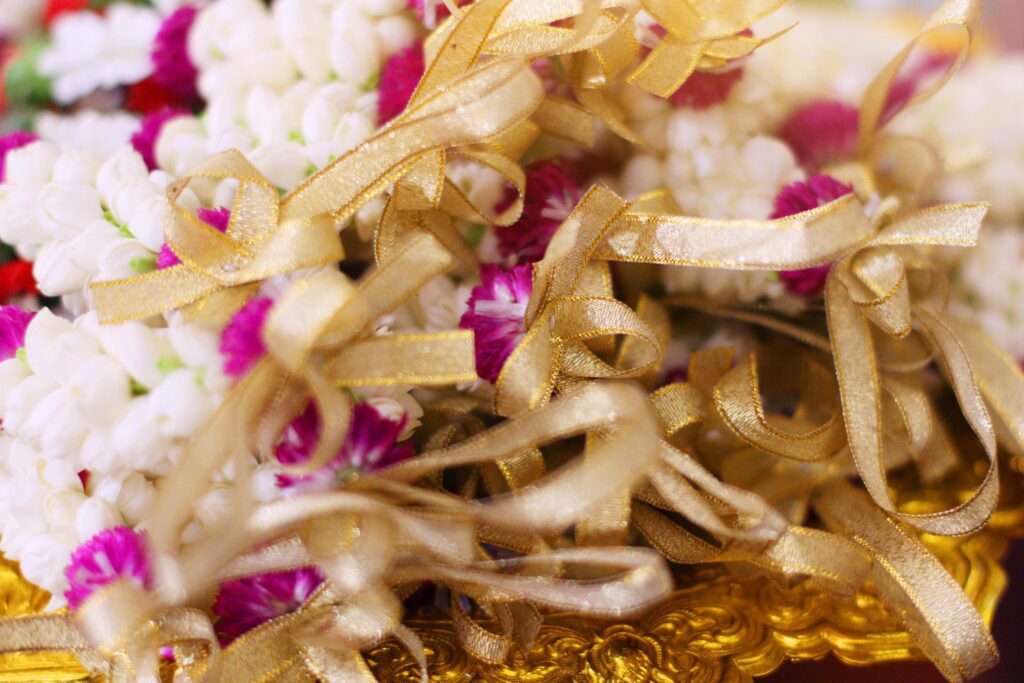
[
  {"x1": 0, "y1": 309, "x2": 230, "y2": 602},
  {"x1": 949, "y1": 225, "x2": 1024, "y2": 361},
  {"x1": 0, "y1": 142, "x2": 187, "y2": 310},
  {"x1": 896, "y1": 55, "x2": 1024, "y2": 227},
  {"x1": 38, "y1": 4, "x2": 162, "y2": 105},
  {"x1": 157, "y1": 0, "x2": 419, "y2": 190},
  {"x1": 34, "y1": 111, "x2": 141, "y2": 160},
  {"x1": 612, "y1": 5, "x2": 914, "y2": 307},
  {"x1": 619, "y1": 106, "x2": 802, "y2": 306}
]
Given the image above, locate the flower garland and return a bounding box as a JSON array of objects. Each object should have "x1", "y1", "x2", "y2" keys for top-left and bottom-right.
[{"x1": 0, "y1": 2, "x2": 1019, "y2": 683}]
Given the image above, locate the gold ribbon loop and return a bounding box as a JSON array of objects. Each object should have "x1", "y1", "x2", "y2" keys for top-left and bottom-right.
[
  {"x1": 815, "y1": 481, "x2": 998, "y2": 683},
  {"x1": 91, "y1": 56, "x2": 544, "y2": 323},
  {"x1": 857, "y1": 0, "x2": 981, "y2": 150},
  {"x1": 713, "y1": 355, "x2": 847, "y2": 463}
]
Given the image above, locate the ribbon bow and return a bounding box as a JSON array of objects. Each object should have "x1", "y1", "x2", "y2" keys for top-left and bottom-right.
[
  {"x1": 90, "y1": 56, "x2": 545, "y2": 324},
  {"x1": 629, "y1": 0, "x2": 787, "y2": 98}
]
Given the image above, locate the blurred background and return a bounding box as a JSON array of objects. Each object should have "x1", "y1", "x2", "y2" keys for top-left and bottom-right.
[{"x1": 851, "y1": 0, "x2": 1023, "y2": 49}]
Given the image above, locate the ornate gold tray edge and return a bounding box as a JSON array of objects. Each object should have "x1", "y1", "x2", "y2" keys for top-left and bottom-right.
[{"x1": 0, "y1": 520, "x2": 1011, "y2": 682}]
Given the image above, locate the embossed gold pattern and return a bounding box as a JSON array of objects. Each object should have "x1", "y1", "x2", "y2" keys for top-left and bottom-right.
[
  {"x1": 0, "y1": 461, "x2": 1020, "y2": 681},
  {"x1": 0, "y1": 511, "x2": 1011, "y2": 682}
]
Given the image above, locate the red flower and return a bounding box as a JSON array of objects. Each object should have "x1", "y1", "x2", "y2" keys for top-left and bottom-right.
[
  {"x1": 377, "y1": 42, "x2": 424, "y2": 126},
  {"x1": 43, "y1": 0, "x2": 90, "y2": 28},
  {"x1": 124, "y1": 76, "x2": 185, "y2": 115},
  {"x1": 0, "y1": 260, "x2": 37, "y2": 301},
  {"x1": 668, "y1": 68, "x2": 745, "y2": 110}
]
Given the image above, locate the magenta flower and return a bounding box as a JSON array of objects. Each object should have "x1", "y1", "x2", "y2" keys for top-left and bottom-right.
[
  {"x1": 64, "y1": 527, "x2": 152, "y2": 610},
  {"x1": 275, "y1": 402, "x2": 412, "y2": 494},
  {"x1": 779, "y1": 100, "x2": 859, "y2": 170},
  {"x1": 0, "y1": 131, "x2": 38, "y2": 182},
  {"x1": 157, "y1": 206, "x2": 231, "y2": 269},
  {"x1": 668, "y1": 67, "x2": 745, "y2": 110},
  {"x1": 770, "y1": 175, "x2": 853, "y2": 297},
  {"x1": 219, "y1": 296, "x2": 273, "y2": 378},
  {"x1": 496, "y1": 160, "x2": 580, "y2": 263},
  {"x1": 377, "y1": 42, "x2": 424, "y2": 126},
  {"x1": 151, "y1": 6, "x2": 201, "y2": 105},
  {"x1": 0, "y1": 306, "x2": 34, "y2": 361},
  {"x1": 459, "y1": 265, "x2": 532, "y2": 382},
  {"x1": 213, "y1": 567, "x2": 324, "y2": 645},
  {"x1": 131, "y1": 107, "x2": 188, "y2": 171}
]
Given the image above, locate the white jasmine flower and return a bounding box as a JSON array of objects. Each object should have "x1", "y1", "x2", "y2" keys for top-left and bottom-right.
[
  {"x1": 35, "y1": 111, "x2": 140, "y2": 159},
  {"x1": 39, "y1": 6, "x2": 161, "y2": 104},
  {"x1": 896, "y1": 55, "x2": 1024, "y2": 226},
  {"x1": 0, "y1": 144, "x2": 183, "y2": 302},
  {"x1": 0, "y1": 311, "x2": 229, "y2": 478},
  {"x1": 950, "y1": 224, "x2": 1024, "y2": 361}
]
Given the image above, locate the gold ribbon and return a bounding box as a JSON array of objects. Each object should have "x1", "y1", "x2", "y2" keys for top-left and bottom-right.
[
  {"x1": 4, "y1": 381, "x2": 675, "y2": 681},
  {"x1": 24, "y1": 1, "x2": 1010, "y2": 682},
  {"x1": 629, "y1": 0, "x2": 787, "y2": 98},
  {"x1": 494, "y1": 185, "x2": 662, "y2": 417},
  {"x1": 814, "y1": 481, "x2": 999, "y2": 683},
  {"x1": 90, "y1": 56, "x2": 544, "y2": 323}
]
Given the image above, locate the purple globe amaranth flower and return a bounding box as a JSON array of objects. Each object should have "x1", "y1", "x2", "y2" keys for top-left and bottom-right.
[
  {"x1": 151, "y1": 6, "x2": 200, "y2": 105},
  {"x1": 779, "y1": 100, "x2": 859, "y2": 170},
  {"x1": 0, "y1": 131, "x2": 38, "y2": 182},
  {"x1": 276, "y1": 402, "x2": 412, "y2": 494},
  {"x1": 0, "y1": 306, "x2": 34, "y2": 361},
  {"x1": 219, "y1": 296, "x2": 273, "y2": 378},
  {"x1": 131, "y1": 107, "x2": 188, "y2": 171},
  {"x1": 770, "y1": 175, "x2": 853, "y2": 298},
  {"x1": 496, "y1": 159, "x2": 581, "y2": 264},
  {"x1": 158, "y1": 206, "x2": 231, "y2": 268},
  {"x1": 459, "y1": 265, "x2": 533, "y2": 382},
  {"x1": 377, "y1": 42, "x2": 424, "y2": 126},
  {"x1": 213, "y1": 566, "x2": 324, "y2": 645},
  {"x1": 64, "y1": 527, "x2": 152, "y2": 610}
]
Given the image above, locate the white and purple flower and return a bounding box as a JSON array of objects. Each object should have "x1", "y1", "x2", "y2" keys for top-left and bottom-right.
[
  {"x1": 213, "y1": 566, "x2": 324, "y2": 644},
  {"x1": 0, "y1": 305, "x2": 34, "y2": 361},
  {"x1": 275, "y1": 402, "x2": 412, "y2": 494},
  {"x1": 64, "y1": 526, "x2": 152, "y2": 610},
  {"x1": 459, "y1": 265, "x2": 533, "y2": 383},
  {"x1": 495, "y1": 160, "x2": 580, "y2": 264},
  {"x1": 770, "y1": 174, "x2": 853, "y2": 297},
  {"x1": 219, "y1": 295, "x2": 273, "y2": 379}
]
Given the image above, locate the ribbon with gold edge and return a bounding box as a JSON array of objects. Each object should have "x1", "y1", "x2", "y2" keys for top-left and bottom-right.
[
  {"x1": 627, "y1": 0, "x2": 787, "y2": 97},
  {"x1": 494, "y1": 185, "x2": 662, "y2": 417},
  {"x1": 90, "y1": 56, "x2": 544, "y2": 323},
  {"x1": 814, "y1": 481, "x2": 999, "y2": 683},
  {"x1": 0, "y1": 381, "x2": 675, "y2": 681},
  {"x1": 376, "y1": 0, "x2": 637, "y2": 267},
  {"x1": 40, "y1": 0, "x2": 1014, "y2": 681}
]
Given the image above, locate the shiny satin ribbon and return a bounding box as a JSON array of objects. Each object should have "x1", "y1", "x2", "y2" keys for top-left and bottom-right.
[
  {"x1": 814, "y1": 481, "x2": 999, "y2": 683},
  {"x1": 586, "y1": 0, "x2": 1016, "y2": 537},
  {"x1": 494, "y1": 185, "x2": 662, "y2": 417},
  {"x1": 628, "y1": 0, "x2": 787, "y2": 98},
  {"x1": 376, "y1": 0, "x2": 639, "y2": 268},
  {"x1": 30, "y1": 1, "x2": 1010, "y2": 681},
  {"x1": 2, "y1": 381, "x2": 675, "y2": 681},
  {"x1": 90, "y1": 56, "x2": 544, "y2": 323}
]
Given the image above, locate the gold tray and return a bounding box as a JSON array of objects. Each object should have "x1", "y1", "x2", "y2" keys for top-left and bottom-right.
[{"x1": 0, "y1": 508, "x2": 1012, "y2": 683}]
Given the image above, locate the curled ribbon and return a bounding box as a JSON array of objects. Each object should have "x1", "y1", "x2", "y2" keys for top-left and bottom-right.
[
  {"x1": 11, "y1": 1, "x2": 1012, "y2": 682},
  {"x1": 90, "y1": 56, "x2": 545, "y2": 323}
]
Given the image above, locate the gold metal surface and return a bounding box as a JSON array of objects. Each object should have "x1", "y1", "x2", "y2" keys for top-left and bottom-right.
[{"x1": 0, "y1": 492, "x2": 1014, "y2": 682}]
